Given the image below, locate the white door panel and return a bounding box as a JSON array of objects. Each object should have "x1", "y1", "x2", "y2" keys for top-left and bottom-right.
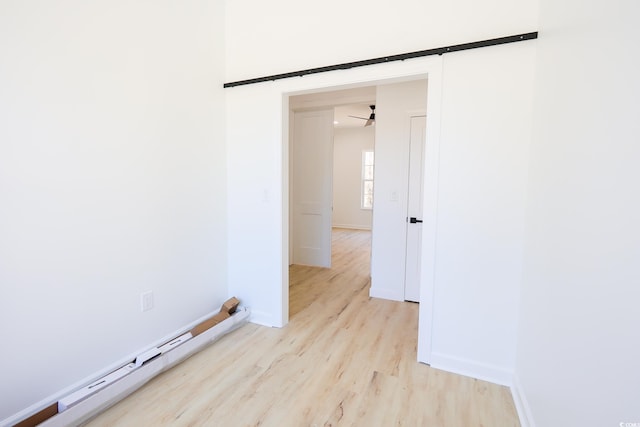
[
  {"x1": 404, "y1": 115, "x2": 427, "y2": 302},
  {"x1": 292, "y1": 110, "x2": 334, "y2": 267}
]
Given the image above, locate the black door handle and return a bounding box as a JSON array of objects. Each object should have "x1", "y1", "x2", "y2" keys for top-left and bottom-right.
[{"x1": 409, "y1": 217, "x2": 423, "y2": 224}]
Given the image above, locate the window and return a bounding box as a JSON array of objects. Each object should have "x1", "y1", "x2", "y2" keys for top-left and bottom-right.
[{"x1": 362, "y1": 150, "x2": 374, "y2": 209}]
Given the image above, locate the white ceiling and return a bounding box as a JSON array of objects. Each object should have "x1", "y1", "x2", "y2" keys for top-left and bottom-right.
[
  {"x1": 289, "y1": 86, "x2": 375, "y2": 129},
  {"x1": 333, "y1": 104, "x2": 374, "y2": 129}
]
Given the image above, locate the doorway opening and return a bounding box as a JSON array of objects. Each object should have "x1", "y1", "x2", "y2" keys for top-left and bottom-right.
[
  {"x1": 286, "y1": 76, "x2": 436, "y2": 363},
  {"x1": 289, "y1": 87, "x2": 376, "y2": 268},
  {"x1": 275, "y1": 61, "x2": 443, "y2": 364},
  {"x1": 289, "y1": 87, "x2": 377, "y2": 318}
]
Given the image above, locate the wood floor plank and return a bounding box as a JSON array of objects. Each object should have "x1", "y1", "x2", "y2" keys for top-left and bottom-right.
[{"x1": 85, "y1": 228, "x2": 519, "y2": 427}]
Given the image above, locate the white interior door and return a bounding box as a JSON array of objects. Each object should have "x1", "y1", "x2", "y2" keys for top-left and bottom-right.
[
  {"x1": 292, "y1": 109, "x2": 334, "y2": 267},
  {"x1": 404, "y1": 115, "x2": 427, "y2": 302}
]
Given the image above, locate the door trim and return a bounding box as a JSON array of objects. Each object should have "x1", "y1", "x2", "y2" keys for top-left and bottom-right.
[{"x1": 417, "y1": 66, "x2": 443, "y2": 365}]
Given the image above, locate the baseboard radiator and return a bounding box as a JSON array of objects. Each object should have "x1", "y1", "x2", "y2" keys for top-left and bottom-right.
[{"x1": 13, "y1": 306, "x2": 250, "y2": 427}]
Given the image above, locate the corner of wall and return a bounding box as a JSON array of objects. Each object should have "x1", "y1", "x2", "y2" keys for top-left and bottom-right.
[
  {"x1": 511, "y1": 374, "x2": 535, "y2": 427},
  {"x1": 248, "y1": 310, "x2": 277, "y2": 327}
]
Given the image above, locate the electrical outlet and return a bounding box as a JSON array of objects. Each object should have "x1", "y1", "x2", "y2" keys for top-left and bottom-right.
[{"x1": 141, "y1": 291, "x2": 154, "y2": 312}]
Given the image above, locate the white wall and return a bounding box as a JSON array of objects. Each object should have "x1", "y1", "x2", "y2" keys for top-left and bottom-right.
[
  {"x1": 226, "y1": 82, "x2": 287, "y2": 326},
  {"x1": 514, "y1": 0, "x2": 640, "y2": 425},
  {"x1": 370, "y1": 80, "x2": 428, "y2": 301},
  {"x1": 0, "y1": 1, "x2": 227, "y2": 422},
  {"x1": 332, "y1": 127, "x2": 374, "y2": 230},
  {"x1": 225, "y1": 0, "x2": 538, "y2": 82}
]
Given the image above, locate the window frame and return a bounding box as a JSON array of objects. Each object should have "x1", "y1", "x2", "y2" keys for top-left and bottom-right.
[{"x1": 361, "y1": 150, "x2": 374, "y2": 210}]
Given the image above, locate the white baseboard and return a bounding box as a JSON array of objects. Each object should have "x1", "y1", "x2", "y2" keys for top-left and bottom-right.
[
  {"x1": 430, "y1": 352, "x2": 513, "y2": 387},
  {"x1": 369, "y1": 287, "x2": 404, "y2": 302},
  {"x1": 332, "y1": 224, "x2": 372, "y2": 231},
  {"x1": 3, "y1": 308, "x2": 250, "y2": 427},
  {"x1": 248, "y1": 309, "x2": 275, "y2": 327},
  {"x1": 511, "y1": 374, "x2": 535, "y2": 427}
]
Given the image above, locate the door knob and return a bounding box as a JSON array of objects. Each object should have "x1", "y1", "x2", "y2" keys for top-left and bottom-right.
[{"x1": 409, "y1": 217, "x2": 423, "y2": 223}]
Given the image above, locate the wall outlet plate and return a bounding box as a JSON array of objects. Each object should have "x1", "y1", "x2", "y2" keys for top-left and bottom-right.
[{"x1": 141, "y1": 291, "x2": 154, "y2": 312}]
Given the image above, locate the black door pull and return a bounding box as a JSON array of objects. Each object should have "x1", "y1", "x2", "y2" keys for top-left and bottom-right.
[{"x1": 409, "y1": 217, "x2": 423, "y2": 224}]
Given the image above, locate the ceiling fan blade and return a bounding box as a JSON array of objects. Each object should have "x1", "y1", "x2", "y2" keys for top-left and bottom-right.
[
  {"x1": 348, "y1": 115, "x2": 368, "y2": 120},
  {"x1": 365, "y1": 105, "x2": 376, "y2": 126}
]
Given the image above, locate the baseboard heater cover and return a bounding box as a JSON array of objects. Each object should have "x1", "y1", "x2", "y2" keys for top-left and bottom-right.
[
  {"x1": 57, "y1": 363, "x2": 137, "y2": 412},
  {"x1": 35, "y1": 307, "x2": 249, "y2": 427}
]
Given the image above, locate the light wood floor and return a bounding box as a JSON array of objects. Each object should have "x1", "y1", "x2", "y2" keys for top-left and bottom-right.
[{"x1": 86, "y1": 228, "x2": 520, "y2": 426}]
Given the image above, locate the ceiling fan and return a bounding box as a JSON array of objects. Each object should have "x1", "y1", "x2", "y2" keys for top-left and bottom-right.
[{"x1": 349, "y1": 105, "x2": 376, "y2": 127}]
